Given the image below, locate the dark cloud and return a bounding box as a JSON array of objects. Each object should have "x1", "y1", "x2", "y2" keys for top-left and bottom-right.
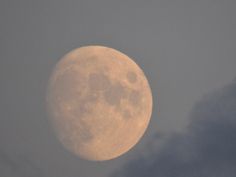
[
  {"x1": 112, "y1": 79, "x2": 236, "y2": 177},
  {"x1": 0, "y1": 148, "x2": 44, "y2": 177}
]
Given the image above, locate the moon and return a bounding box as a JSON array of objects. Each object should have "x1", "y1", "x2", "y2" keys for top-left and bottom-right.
[{"x1": 46, "y1": 46, "x2": 153, "y2": 161}]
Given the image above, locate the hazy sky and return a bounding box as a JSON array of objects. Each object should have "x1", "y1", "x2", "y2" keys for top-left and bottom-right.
[{"x1": 1, "y1": 0, "x2": 236, "y2": 177}]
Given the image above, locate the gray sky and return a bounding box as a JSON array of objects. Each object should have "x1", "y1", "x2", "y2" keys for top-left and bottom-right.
[{"x1": 1, "y1": 0, "x2": 236, "y2": 177}]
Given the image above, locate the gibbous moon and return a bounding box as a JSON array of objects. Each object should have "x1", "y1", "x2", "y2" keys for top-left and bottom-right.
[{"x1": 46, "y1": 46, "x2": 153, "y2": 161}]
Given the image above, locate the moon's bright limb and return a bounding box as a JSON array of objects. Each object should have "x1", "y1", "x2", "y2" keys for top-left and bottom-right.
[{"x1": 46, "y1": 46, "x2": 153, "y2": 161}]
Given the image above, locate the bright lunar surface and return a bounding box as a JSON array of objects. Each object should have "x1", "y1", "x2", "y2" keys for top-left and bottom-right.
[{"x1": 46, "y1": 46, "x2": 153, "y2": 161}]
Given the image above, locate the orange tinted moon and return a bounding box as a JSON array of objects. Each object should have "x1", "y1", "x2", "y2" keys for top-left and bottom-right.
[{"x1": 46, "y1": 46, "x2": 152, "y2": 161}]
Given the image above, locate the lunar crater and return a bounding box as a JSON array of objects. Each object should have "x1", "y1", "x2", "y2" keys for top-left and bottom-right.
[
  {"x1": 127, "y1": 71, "x2": 137, "y2": 83},
  {"x1": 129, "y1": 89, "x2": 142, "y2": 106},
  {"x1": 78, "y1": 55, "x2": 97, "y2": 67},
  {"x1": 122, "y1": 109, "x2": 132, "y2": 119},
  {"x1": 103, "y1": 81, "x2": 126, "y2": 106},
  {"x1": 88, "y1": 72, "x2": 111, "y2": 91}
]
